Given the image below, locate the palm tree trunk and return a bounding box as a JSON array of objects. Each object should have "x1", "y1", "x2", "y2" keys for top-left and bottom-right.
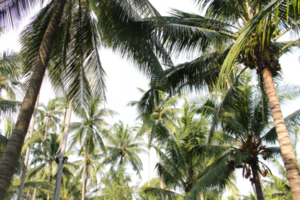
[
  {"x1": 148, "y1": 133, "x2": 150, "y2": 187},
  {"x1": 0, "y1": 0, "x2": 67, "y2": 198},
  {"x1": 32, "y1": 187, "x2": 37, "y2": 200},
  {"x1": 200, "y1": 192, "x2": 204, "y2": 200},
  {"x1": 47, "y1": 188, "x2": 50, "y2": 200},
  {"x1": 251, "y1": 165, "x2": 264, "y2": 200},
  {"x1": 81, "y1": 141, "x2": 89, "y2": 200},
  {"x1": 53, "y1": 100, "x2": 72, "y2": 200},
  {"x1": 262, "y1": 68, "x2": 300, "y2": 200},
  {"x1": 17, "y1": 95, "x2": 40, "y2": 200},
  {"x1": 158, "y1": 140, "x2": 164, "y2": 200},
  {"x1": 32, "y1": 142, "x2": 41, "y2": 200}
]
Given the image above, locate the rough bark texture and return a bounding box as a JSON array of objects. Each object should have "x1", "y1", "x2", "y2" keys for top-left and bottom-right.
[
  {"x1": 81, "y1": 141, "x2": 89, "y2": 200},
  {"x1": 0, "y1": 0, "x2": 67, "y2": 198},
  {"x1": 251, "y1": 165, "x2": 264, "y2": 200},
  {"x1": 53, "y1": 100, "x2": 72, "y2": 200},
  {"x1": 17, "y1": 95, "x2": 40, "y2": 200},
  {"x1": 262, "y1": 68, "x2": 300, "y2": 200}
]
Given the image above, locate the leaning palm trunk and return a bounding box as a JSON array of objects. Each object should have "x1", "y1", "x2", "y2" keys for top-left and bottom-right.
[
  {"x1": 53, "y1": 100, "x2": 72, "y2": 200},
  {"x1": 0, "y1": 0, "x2": 67, "y2": 198},
  {"x1": 251, "y1": 165, "x2": 264, "y2": 200},
  {"x1": 17, "y1": 95, "x2": 40, "y2": 200},
  {"x1": 81, "y1": 141, "x2": 89, "y2": 200},
  {"x1": 262, "y1": 68, "x2": 300, "y2": 200}
]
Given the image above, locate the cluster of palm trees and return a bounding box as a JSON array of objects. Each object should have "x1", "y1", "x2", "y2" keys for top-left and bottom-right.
[{"x1": 0, "y1": 0, "x2": 300, "y2": 199}]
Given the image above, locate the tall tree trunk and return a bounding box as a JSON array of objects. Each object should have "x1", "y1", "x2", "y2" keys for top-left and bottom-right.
[
  {"x1": 262, "y1": 68, "x2": 300, "y2": 200},
  {"x1": 148, "y1": 133, "x2": 150, "y2": 187},
  {"x1": 158, "y1": 140, "x2": 164, "y2": 200},
  {"x1": 200, "y1": 192, "x2": 204, "y2": 200},
  {"x1": 0, "y1": 0, "x2": 67, "y2": 198},
  {"x1": 47, "y1": 188, "x2": 50, "y2": 200},
  {"x1": 251, "y1": 165, "x2": 265, "y2": 200},
  {"x1": 32, "y1": 142, "x2": 42, "y2": 200},
  {"x1": 81, "y1": 141, "x2": 89, "y2": 200},
  {"x1": 53, "y1": 100, "x2": 72, "y2": 200},
  {"x1": 47, "y1": 175, "x2": 52, "y2": 200},
  {"x1": 17, "y1": 95, "x2": 40, "y2": 200}
]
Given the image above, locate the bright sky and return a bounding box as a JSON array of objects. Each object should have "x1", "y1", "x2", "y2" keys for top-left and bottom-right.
[{"x1": 0, "y1": 0, "x2": 300, "y2": 198}]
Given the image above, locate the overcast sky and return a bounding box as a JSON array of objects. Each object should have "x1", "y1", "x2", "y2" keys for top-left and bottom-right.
[{"x1": 0, "y1": 0, "x2": 300, "y2": 198}]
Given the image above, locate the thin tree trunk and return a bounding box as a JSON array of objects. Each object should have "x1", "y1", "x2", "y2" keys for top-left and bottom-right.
[
  {"x1": 200, "y1": 192, "x2": 204, "y2": 200},
  {"x1": 53, "y1": 100, "x2": 72, "y2": 200},
  {"x1": 26, "y1": 189, "x2": 30, "y2": 200},
  {"x1": 32, "y1": 142, "x2": 41, "y2": 200},
  {"x1": 47, "y1": 188, "x2": 50, "y2": 200},
  {"x1": 32, "y1": 187, "x2": 37, "y2": 200},
  {"x1": 0, "y1": 0, "x2": 67, "y2": 198},
  {"x1": 81, "y1": 141, "x2": 89, "y2": 200},
  {"x1": 17, "y1": 95, "x2": 40, "y2": 200},
  {"x1": 251, "y1": 165, "x2": 264, "y2": 200},
  {"x1": 158, "y1": 140, "x2": 164, "y2": 200},
  {"x1": 148, "y1": 133, "x2": 150, "y2": 187},
  {"x1": 262, "y1": 68, "x2": 300, "y2": 200}
]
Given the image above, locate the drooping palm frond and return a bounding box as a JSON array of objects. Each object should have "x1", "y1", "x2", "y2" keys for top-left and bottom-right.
[
  {"x1": 143, "y1": 187, "x2": 183, "y2": 199},
  {"x1": 262, "y1": 109, "x2": 300, "y2": 144},
  {"x1": 0, "y1": 0, "x2": 41, "y2": 29}
]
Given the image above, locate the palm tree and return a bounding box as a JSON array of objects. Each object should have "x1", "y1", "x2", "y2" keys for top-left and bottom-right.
[
  {"x1": 143, "y1": 102, "x2": 235, "y2": 199},
  {"x1": 0, "y1": 51, "x2": 22, "y2": 115},
  {"x1": 0, "y1": 51, "x2": 22, "y2": 99},
  {"x1": 98, "y1": 163, "x2": 135, "y2": 200},
  {"x1": 28, "y1": 133, "x2": 76, "y2": 200},
  {"x1": 69, "y1": 95, "x2": 114, "y2": 200},
  {"x1": 74, "y1": 149, "x2": 105, "y2": 194},
  {"x1": 17, "y1": 95, "x2": 39, "y2": 200},
  {"x1": 193, "y1": 81, "x2": 300, "y2": 200},
  {"x1": 119, "y1": 1, "x2": 300, "y2": 197},
  {"x1": 38, "y1": 98, "x2": 63, "y2": 139},
  {"x1": 105, "y1": 121, "x2": 146, "y2": 176},
  {"x1": 53, "y1": 96, "x2": 73, "y2": 200},
  {"x1": 128, "y1": 88, "x2": 180, "y2": 192},
  {"x1": 59, "y1": 176, "x2": 82, "y2": 200},
  {"x1": 264, "y1": 126, "x2": 300, "y2": 200},
  {"x1": 0, "y1": 1, "x2": 167, "y2": 196}
]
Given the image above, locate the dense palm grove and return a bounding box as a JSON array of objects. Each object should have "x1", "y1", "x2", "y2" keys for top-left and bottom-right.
[{"x1": 0, "y1": 0, "x2": 300, "y2": 199}]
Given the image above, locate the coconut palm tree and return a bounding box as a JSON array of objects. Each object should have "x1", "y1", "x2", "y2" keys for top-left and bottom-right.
[
  {"x1": 0, "y1": 1, "x2": 168, "y2": 196},
  {"x1": 0, "y1": 51, "x2": 22, "y2": 115},
  {"x1": 105, "y1": 121, "x2": 146, "y2": 176},
  {"x1": 59, "y1": 176, "x2": 82, "y2": 200},
  {"x1": 142, "y1": 103, "x2": 235, "y2": 199},
  {"x1": 28, "y1": 133, "x2": 76, "y2": 200},
  {"x1": 53, "y1": 96, "x2": 73, "y2": 200},
  {"x1": 118, "y1": 1, "x2": 300, "y2": 197},
  {"x1": 98, "y1": 163, "x2": 135, "y2": 200},
  {"x1": 128, "y1": 87, "x2": 181, "y2": 192},
  {"x1": 69, "y1": 95, "x2": 114, "y2": 200},
  {"x1": 74, "y1": 148, "x2": 105, "y2": 195},
  {"x1": 37, "y1": 98, "x2": 63, "y2": 139},
  {"x1": 192, "y1": 80, "x2": 300, "y2": 200}
]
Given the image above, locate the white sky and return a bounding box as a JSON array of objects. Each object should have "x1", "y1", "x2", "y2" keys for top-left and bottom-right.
[{"x1": 1, "y1": 0, "x2": 300, "y2": 198}]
